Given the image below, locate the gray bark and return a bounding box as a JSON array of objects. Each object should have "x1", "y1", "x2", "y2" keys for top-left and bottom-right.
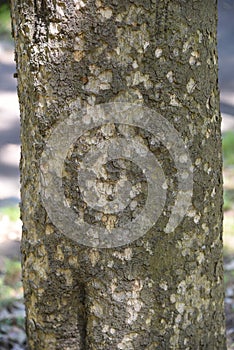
[{"x1": 11, "y1": 0, "x2": 226, "y2": 349}]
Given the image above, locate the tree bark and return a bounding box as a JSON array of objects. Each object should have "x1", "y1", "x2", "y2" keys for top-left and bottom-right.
[{"x1": 11, "y1": 0, "x2": 226, "y2": 349}]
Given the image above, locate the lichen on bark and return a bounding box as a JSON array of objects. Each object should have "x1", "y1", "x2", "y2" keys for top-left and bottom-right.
[{"x1": 11, "y1": 0, "x2": 226, "y2": 348}]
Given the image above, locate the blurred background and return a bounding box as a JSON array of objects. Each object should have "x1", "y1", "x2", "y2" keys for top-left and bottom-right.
[{"x1": 0, "y1": 1, "x2": 234, "y2": 349}]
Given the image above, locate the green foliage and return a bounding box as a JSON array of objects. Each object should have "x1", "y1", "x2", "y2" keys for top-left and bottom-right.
[
  {"x1": 224, "y1": 190, "x2": 234, "y2": 211},
  {"x1": 223, "y1": 131, "x2": 234, "y2": 167},
  {"x1": 0, "y1": 258, "x2": 22, "y2": 307},
  {"x1": 0, "y1": 2, "x2": 11, "y2": 38},
  {"x1": 223, "y1": 216, "x2": 234, "y2": 256},
  {"x1": 0, "y1": 205, "x2": 20, "y2": 222},
  {"x1": 3, "y1": 258, "x2": 21, "y2": 287}
]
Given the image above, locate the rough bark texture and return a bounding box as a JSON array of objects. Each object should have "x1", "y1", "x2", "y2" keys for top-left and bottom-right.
[{"x1": 11, "y1": 0, "x2": 226, "y2": 349}]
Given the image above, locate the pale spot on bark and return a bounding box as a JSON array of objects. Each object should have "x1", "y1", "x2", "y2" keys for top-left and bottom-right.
[
  {"x1": 56, "y1": 245, "x2": 64, "y2": 261},
  {"x1": 194, "y1": 214, "x2": 201, "y2": 224},
  {"x1": 173, "y1": 48, "x2": 179, "y2": 56},
  {"x1": 113, "y1": 248, "x2": 132, "y2": 261},
  {"x1": 98, "y1": 7, "x2": 113, "y2": 19},
  {"x1": 95, "y1": 0, "x2": 102, "y2": 7},
  {"x1": 74, "y1": 0, "x2": 86, "y2": 11},
  {"x1": 105, "y1": 215, "x2": 117, "y2": 231},
  {"x1": 197, "y1": 252, "x2": 205, "y2": 264},
  {"x1": 117, "y1": 333, "x2": 138, "y2": 349},
  {"x1": 89, "y1": 250, "x2": 100, "y2": 267},
  {"x1": 45, "y1": 224, "x2": 54, "y2": 235},
  {"x1": 179, "y1": 154, "x2": 188, "y2": 163},
  {"x1": 160, "y1": 282, "x2": 168, "y2": 291},
  {"x1": 189, "y1": 51, "x2": 200, "y2": 66},
  {"x1": 53, "y1": 3, "x2": 65, "y2": 18},
  {"x1": 170, "y1": 294, "x2": 176, "y2": 303},
  {"x1": 90, "y1": 300, "x2": 104, "y2": 317},
  {"x1": 183, "y1": 41, "x2": 190, "y2": 53},
  {"x1": 166, "y1": 71, "x2": 173, "y2": 83},
  {"x1": 49, "y1": 23, "x2": 59, "y2": 36},
  {"x1": 102, "y1": 324, "x2": 109, "y2": 333},
  {"x1": 197, "y1": 30, "x2": 203, "y2": 43},
  {"x1": 189, "y1": 56, "x2": 196, "y2": 65},
  {"x1": 202, "y1": 223, "x2": 209, "y2": 234},
  {"x1": 126, "y1": 280, "x2": 143, "y2": 324},
  {"x1": 68, "y1": 255, "x2": 79, "y2": 266},
  {"x1": 74, "y1": 50, "x2": 84, "y2": 62},
  {"x1": 61, "y1": 269, "x2": 73, "y2": 286},
  {"x1": 126, "y1": 71, "x2": 153, "y2": 89},
  {"x1": 170, "y1": 95, "x2": 182, "y2": 107},
  {"x1": 85, "y1": 70, "x2": 112, "y2": 93},
  {"x1": 155, "y1": 48, "x2": 162, "y2": 58},
  {"x1": 186, "y1": 78, "x2": 196, "y2": 94},
  {"x1": 211, "y1": 187, "x2": 216, "y2": 198}
]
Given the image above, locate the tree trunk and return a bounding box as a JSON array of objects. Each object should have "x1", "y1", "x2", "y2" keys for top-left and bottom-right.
[{"x1": 11, "y1": 0, "x2": 226, "y2": 349}]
